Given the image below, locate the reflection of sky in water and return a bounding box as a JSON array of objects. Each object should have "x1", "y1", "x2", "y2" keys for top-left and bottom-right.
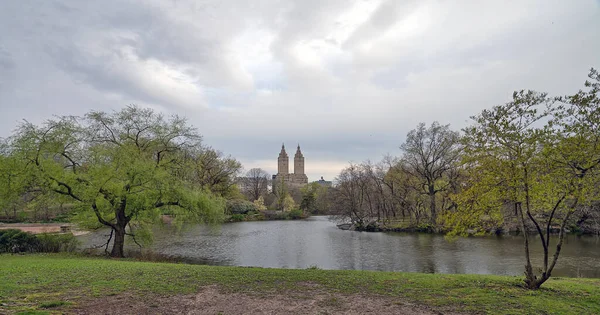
[{"x1": 78, "y1": 216, "x2": 600, "y2": 278}]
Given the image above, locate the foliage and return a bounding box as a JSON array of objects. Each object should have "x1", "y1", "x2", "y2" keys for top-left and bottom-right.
[
  {"x1": 300, "y1": 182, "x2": 330, "y2": 214},
  {"x1": 35, "y1": 233, "x2": 79, "y2": 253},
  {"x1": 0, "y1": 230, "x2": 78, "y2": 253},
  {"x1": 448, "y1": 69, "x2": 600, "y2": 289},
  {"x1": 282, "y1": 194, "x2": 296, "y2": 211},
  {"x1": 1, "y1": 255, "x2": 600, "y2": 315},
  {"x1": 183, "y1": 148, "x2": 242, "y2": 198},
  {"x1": 229, "y1": 214, "x2": 245, "y2": 222},
  {"x1": 288, "y1": 209, "x2": 304, "y2": 220},
  {"x1": 226, "y1": 199, "x2": 257, "y2": 214},
  {"x1": 0, "y1": 229, "x2": 39, "y2": 253},
  {"x1": 328, "y1": 68, "x2": 599, "y2": 289},
  {"x1": 4, "y1": 105, "x2": 227, "y2": 257},
  {"x1": 253, "y1": 196, "x2": 267, "y2": 211},
  {"x1": 273, "y1": 176, "x2": 288, "y2": 210},
  {"x1": 0, "y1": 154, "x2": 28, "y2": 221}
]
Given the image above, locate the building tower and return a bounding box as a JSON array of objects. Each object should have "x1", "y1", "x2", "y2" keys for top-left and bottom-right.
[
  {"x1": 294, "y1": 144, "x2": 305, "y2": 175},
  {"x1": 277, "y1": 143, "x2": 289, "y2": 175}
]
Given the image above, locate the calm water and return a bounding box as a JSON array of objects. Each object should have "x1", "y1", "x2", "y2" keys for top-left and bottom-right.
[{"x1": 78, "y1": 216, "x2": 600, "y2": 278}]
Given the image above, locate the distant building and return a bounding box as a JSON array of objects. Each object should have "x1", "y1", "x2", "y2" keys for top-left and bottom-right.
[
  {"x1": 272, "y1": 144, "x2": 308, "y2": 188},
  {"x1": 313, "y1": 176, "x2": 332, "y2": 187}
]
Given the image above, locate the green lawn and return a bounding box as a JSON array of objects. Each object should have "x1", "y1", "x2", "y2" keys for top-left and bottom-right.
[{"x1": 1, "y1": 254, "x2": 599, "y2": 314}]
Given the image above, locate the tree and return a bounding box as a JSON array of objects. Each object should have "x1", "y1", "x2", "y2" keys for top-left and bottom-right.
[
  {"x1": 283, "y1": 194, "x2": 296, "y2": 211},
  {"x1": 0, "y1": 152, "x2": 28, "y2": 221},
  {"x1": 331, "y1": 164, "x2": 371, "y2": 226},
  {"x1": 273, "y1": 176, "x2": 288, "y2": 210},
  {"x1": 454, "y1": 69, "x2": 600, "y2": 289},
  {"x1": 242, "y1": 168, "x2": 270, "y2": 201},
  {"x1": 253, "y1": 196, "x2": 267, "y2": 211},
  {"x1": 300, "y1": 182, "x2": 322, "y2": 213},
  {"x1": 400, "y1": 122, "x2": 460, "y2": 225},
  {"x1": 186, "y1": 148, "x2": 242, "y2": 198},
  {"x1": 9, "y1": 106, "x2": 224, "y2": 257}
]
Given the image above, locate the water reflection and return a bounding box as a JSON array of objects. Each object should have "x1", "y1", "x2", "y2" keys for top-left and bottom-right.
[{"x1": 77, "y1": 216, "x2": 600, "y2": 278}]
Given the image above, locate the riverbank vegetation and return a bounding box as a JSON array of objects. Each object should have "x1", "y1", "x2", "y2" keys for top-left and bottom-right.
[
  {"x1": 0, "y1": 229, "x2": 78, "y2": 253},
  {"x1": 224, "y1": 198, "x2": 309, "y2": 222},
  {"x1": 1, "y1": 69, "x2": 598, "y2": 290},
  {"x1": 1, "y1": 255, "x2": 598, "y2": 314},
  {"x1": 0, "y1": 106, "x2": 235, "y2": 257},
  {"x1": 0, "y1": 106, "x2": 314, "y2": 258},
  {"x1": 329, "y1": 68, "x2": 600, "y2": 288}
]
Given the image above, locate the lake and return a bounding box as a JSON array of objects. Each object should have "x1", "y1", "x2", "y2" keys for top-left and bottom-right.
[{"x1": 77, "y1": 216, "x2": 600, "y2": 278}]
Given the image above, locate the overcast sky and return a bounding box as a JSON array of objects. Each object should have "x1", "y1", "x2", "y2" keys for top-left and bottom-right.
[{"x1": 0, "y1": 0, "x2": 599, "y2": 181}]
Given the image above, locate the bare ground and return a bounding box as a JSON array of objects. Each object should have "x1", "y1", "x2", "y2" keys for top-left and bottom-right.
[
  {"x1": 0, "y1": 223, "x2": 90, "y2": 235},
  {"x1": 67, "y1": 285, "x2": 459, "y2": 315}
]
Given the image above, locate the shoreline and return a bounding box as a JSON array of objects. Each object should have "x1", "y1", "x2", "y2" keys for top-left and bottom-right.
[{"x1": 337, "y1": 222, "x2": 600, "y2": 236}]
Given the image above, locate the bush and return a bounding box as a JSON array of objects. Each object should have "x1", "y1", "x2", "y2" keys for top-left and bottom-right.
[
  {"x1": 0, "y1": 229, "x2": 40, "y2": 253},
  {"x1": 226, "y1": 199, "x2": 257, "y2": 214},
  {"x1": 288, "y1": 209, "x2": 304, "y2": 220},
  {"x1": 36, "y1": 233, "x2": 79, "y2": 253},
  {"x1": 0, "y1": 229, "x2": 79, "y2": 253},
  {"x1": 230, "y1": 214, "x2": 245, "y2": 222}
]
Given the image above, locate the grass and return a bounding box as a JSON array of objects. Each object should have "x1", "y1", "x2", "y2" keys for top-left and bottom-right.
[{"x1": 1, "y1": 254, "x2": 599, "y2": 314}]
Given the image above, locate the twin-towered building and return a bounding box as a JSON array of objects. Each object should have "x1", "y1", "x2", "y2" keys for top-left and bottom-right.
[{"x1": 272, "y1": 144, "x2": 308, "y2": 187}]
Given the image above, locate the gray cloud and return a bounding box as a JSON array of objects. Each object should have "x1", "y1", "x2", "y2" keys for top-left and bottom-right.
[{"x1": 1, "y1": 0, "x2": 599, "y2": 181}]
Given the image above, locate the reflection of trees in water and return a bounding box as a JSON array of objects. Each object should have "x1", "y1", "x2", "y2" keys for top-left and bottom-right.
[{"x1": 414, "y1": 234, "x2": 436, "y2": 273}]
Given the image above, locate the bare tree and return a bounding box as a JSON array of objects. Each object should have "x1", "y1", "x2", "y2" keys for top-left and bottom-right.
[
  {"x1": 242, "y1": 168, "x2": 270, "y2": 201},
  {"x1": 401, "y1": 122, "x2": 460, "y2": 225},
  {"x1": 188, "y1": 148, "x2": 242, "y2": 197}
]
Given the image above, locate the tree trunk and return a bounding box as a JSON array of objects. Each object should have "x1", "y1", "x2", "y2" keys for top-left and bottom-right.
[
  {"x1": 517, "y1": 202, "x2": 538, "y2": 289},
  {"x1": 110, "y1": 225, "x2": 126, "y2": 258},
  {"x1": 429, "y1": 186, "x2": 437, "y2": 225},
  {"x1": 110, "y1": 200, "x2": 129, "y2": 258}
]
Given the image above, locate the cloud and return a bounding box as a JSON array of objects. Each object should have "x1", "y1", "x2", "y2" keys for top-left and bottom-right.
[{"x1": 1, "y1": 0, "x2": 599, "y2": 180}]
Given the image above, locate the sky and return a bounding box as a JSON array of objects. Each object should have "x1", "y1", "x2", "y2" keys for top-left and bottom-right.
[{"x1": 0, "y1": 0, "x2": 599, "y2": 181}]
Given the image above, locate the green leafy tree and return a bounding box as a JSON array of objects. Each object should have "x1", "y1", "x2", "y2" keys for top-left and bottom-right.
[
  {"x1": 274, "y1": 176, "x2": 288, "y2": 210},
  {"x1": 253, "y1": 196, "x2": 267, "y2": 211},
  {"x1": 8, "y1": 106, "x2": 224, "y2": 257},
  {"x1": 453, "y1": 68, "x2": 600, "y2": 289},
  {"x1": 300, "y1": 183, "x2": 318, "y2": 213},
  {"x1": 0, "y1": 152, "x2": 29, "y2": 221},
  {"x1": 456, "y1": 90, "x2": 558, "y2": 289},
  {"x1": 283, "y1": 194, "x2": 296, "y2": 211}
]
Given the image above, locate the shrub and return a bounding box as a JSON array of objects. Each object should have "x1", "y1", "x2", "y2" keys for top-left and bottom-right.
[
  {"x1": 0, "y1": 229, "x2": 40, "y2": 253},
  {"x1": 36, "y1": 233, "x2": 79, "y2": 253},
  {"x1": 230, "y1": 214, "x2": 245, "y2": 222},
  {"x1": 0, "y1": 229, "x2": 79, "y2": 253},
  {"x1": 226, "y1": 199, "x2": 257, "y2": 214},
  {"x1": 288, "y1": 209, "x2": 304, "y2": 220}
]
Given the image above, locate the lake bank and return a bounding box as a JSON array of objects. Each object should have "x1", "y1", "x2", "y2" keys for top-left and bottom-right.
[{"x1": 1, "y1": 254, "x2": 598, "y2": 314}]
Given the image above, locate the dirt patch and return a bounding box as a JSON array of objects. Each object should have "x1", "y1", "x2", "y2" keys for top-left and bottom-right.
[
  {"x1": 68, "y1": 285, "x2": 461, "y2": 315},
  {"x1": 0, "y1": 223, "x2": 89, "y2": 235}
]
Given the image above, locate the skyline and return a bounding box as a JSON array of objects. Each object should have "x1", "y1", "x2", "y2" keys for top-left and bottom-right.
[{"x1": 1, "y1": 0, "x2": 599, "y2": 181}]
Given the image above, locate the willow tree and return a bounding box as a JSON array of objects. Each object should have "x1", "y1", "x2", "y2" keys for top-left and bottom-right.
[
  {"x1": 9, "y1": 106, "x2": 224, "y2": 257},
  {"x1": 0, "y1": 151, "x2": 28, "y2": 220},
  {"x1": 452, "y1": 68, "x2": 600, "y2": 289}
]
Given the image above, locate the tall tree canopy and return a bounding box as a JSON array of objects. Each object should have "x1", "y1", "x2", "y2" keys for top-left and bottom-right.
[
  {"x1": 400, "y1": 121, "x2": 460, "y2": 225},
  {"x1": 6, "y1": 106, "x2": 227, "y2": 257},
  {"x1": 241, "y1": 168, "x2": 270, "y2": 202}
]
